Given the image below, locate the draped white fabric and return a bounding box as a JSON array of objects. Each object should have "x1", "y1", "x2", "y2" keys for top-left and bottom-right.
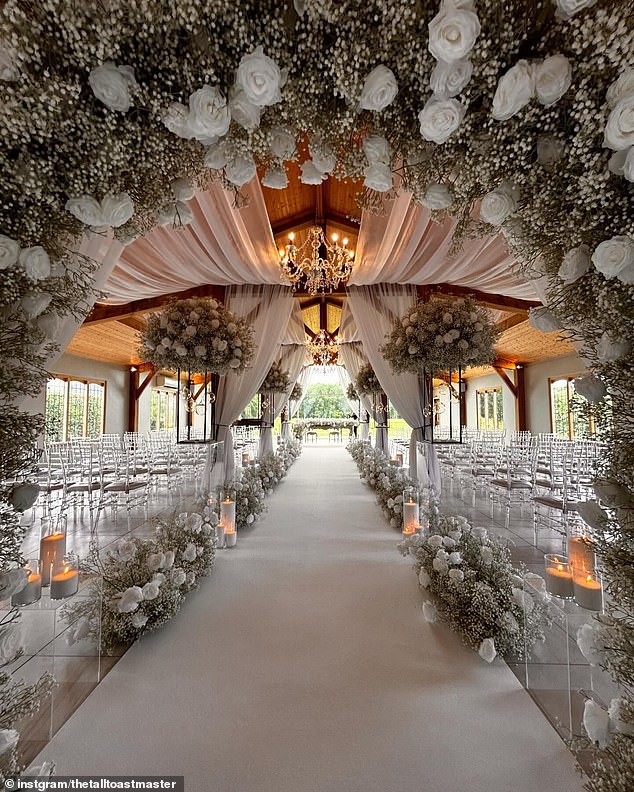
[
  {"x1": 349, "y1": 194, "x2": 536, "y2": 299},
  {"x1": 211, "y1": 285, "x2": 293, "y2": 482},
  {"x1": 289, "y1": 366, "x2": 312, "y2": 418},
  {"x1": 336, "y1": 326, "x2": 373, "y2": 443},
  {"x1": 345, "y1": 285, "x2": 441, "y2": 493},
  {"x1": 103, "y1": 180, "x2": 283, "y2": 304}
]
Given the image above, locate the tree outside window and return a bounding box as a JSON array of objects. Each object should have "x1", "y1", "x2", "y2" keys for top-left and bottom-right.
[
  {"x1": 45, "y1": 376, "x2": 106, "y2": 441},
  {"x1": 550, "y1": 376, "x2": 612, "y2": 439},
  {"x1": 476, "y1": 388, "x2": 503, "y2": 430}
]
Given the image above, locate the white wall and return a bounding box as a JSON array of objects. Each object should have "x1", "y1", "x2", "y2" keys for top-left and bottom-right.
[
  {"x1": 464, "y1": 372, "x2": 517, "y2": 434},
  {"x1": 524, "y1": 353, "x2": 587, "y2": 435}
]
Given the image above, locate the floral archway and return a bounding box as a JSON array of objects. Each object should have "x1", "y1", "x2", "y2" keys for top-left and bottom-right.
[{"x1": 1, "y1": 0, "x2": 632, "y2": 785}]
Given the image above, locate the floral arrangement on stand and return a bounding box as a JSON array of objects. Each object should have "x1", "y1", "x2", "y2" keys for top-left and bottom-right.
[
  {"x1": 259, "y1": 361, "x2": 291, "y2": 393},
  {"x1": 381, "y1": 296, "x2": 498, "y2": 374},
  {"x1": 348, "y1": 440, "x2": 419, "y2": 529},
  {"x1": 289, "y1": 382, "x2": 303, "y2": 402},
  {"x1": 62, "y1": 511, "x2": 217, "y2": 654},
  {"x1": 346, "y1": 382, "x2": 358, "y2": 402},
  {"x1": 0, "y1": 1, "x2": 633, "y2": 787},
  {"x1": 399, "y1": 511, "x2": 548, "y2": 663},
  {"x1": 139, "y1": 296, "x2": 255, "y2": 374},
  {"x1": 0, "y1": 606, "x2": 55, "y2": 786},
  {"x1": 355, "y1": 363, "x2": 383, "y2": 396}
]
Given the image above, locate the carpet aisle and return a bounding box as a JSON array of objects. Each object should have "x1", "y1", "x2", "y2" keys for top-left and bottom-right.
[{"x1": 36, "y1": 447, "x2": 583, "y2": 791}]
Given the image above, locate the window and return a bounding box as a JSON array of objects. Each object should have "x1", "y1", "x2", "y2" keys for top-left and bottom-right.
[
  {"x1": 150, "y1": 389, "x2": 177, "y2": 430},
  {"x1": 45, "y1": 375, "x2": 106, "y2": 441},
  {"x1": 476, "y1": 387, "x2": 504, "y2": 430},
  {"x1": 549, "y1": 376, "x2": 611, "y2": 439}
]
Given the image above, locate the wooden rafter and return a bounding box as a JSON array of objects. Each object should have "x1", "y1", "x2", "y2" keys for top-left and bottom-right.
[
  {"x1": 271, "y1": 209, "x2": 360, "y2": 238},
  {"x1": 492, "y1": 365, "x2": 517, "y2": 397},
  {"x1": 417, "y1": 283, "x2": 541, "y2": 314},
  {"x1": 85, "y1": 284, "x2": 226, "y2": 325},
  {"x1": 496, "y1": 313, "x2": 528, "y2": 333}
]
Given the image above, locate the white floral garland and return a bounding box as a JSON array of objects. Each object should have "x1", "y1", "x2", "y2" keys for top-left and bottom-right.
[{"x1": 259, "y1": 361, "x2": 291, "y2": 393}]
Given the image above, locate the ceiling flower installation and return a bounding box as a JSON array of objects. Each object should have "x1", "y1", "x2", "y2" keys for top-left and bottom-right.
[{"x1": 0, "y1": 1, "x2": 633, "y2": 786}]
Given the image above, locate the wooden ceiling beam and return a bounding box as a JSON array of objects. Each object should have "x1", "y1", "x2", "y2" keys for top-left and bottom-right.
[
  {"x1": 271, "y1": 210, "x2": 361, "y2": 238},
  {"x1": 496, "y1": 313, "x2": 528, "y2": 333},
  {"x1": 85, "y1": 284, "x2": 226, "y2": 325},
  {"x1": 492, "y1": 357, "x2": 519, "y2": 370},
  {"x1": 117, "y1": 316, "x2": 146, "y2": 332},
  {"x1": 416, "y1": 283, "x2": 541, "y2": 314}
]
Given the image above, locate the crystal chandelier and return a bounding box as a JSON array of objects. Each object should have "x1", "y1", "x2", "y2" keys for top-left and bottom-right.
[
  {"x1": 278, "y1": 226, "x2": 354, "y2": 295},
  {"x1": 307, "y1": 329, "x2": 339, "y2": 365}
]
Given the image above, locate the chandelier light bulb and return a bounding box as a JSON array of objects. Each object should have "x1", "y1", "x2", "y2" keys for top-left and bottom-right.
[
  {"x1": 288, "y1": 232, "x2": 295, "y2": 241},
  {"x1": 342, "y1": 238, "x2": 348, "y2": 246},
  {"x1": 332, "y1": 233, "x2": 338, "y2": 242}
]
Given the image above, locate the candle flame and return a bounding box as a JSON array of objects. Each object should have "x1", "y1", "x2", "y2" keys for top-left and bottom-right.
[
  {"x1": 557, "y1": 564, "x2": 563, "y2": 572},
  {"x1": 586, "y1": 574, "x2": 593, "y2": 583}
]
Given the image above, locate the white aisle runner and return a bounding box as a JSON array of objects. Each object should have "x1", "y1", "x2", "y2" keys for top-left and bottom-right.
[{"x1": 37, "y1": 448, "x2": 582, "y2": 792}]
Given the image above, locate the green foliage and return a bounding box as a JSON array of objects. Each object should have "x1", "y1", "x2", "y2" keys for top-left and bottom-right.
[{"x1": 297, "y1": 383, "x2": 349, "y2": 419}]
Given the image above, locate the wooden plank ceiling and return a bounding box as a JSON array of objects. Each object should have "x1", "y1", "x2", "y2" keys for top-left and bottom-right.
[{"x1": 68, "y1": 162, "x2": 575, "y2": 371}]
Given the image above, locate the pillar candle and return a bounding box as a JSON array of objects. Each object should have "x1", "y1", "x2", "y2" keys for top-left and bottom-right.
[
  {"x1": 220, "y1": 498, "x2": 236, "y2": 533},
  {"x1": 242, "y1": 452, "x2": 250, "y2": 466},
  {"x1": 568, "y1": 535, "x2": 595, "y2": 575},
  {"x1": 39, "y1": 532, "x2": 66, "y2": 586},
  {"x1": 225, "y1": 530, "x2": 237, "y2": 548},
  {"x1": 50, "y1": 566, "x2": 79, "y2": 599},
  {"x1": 573, "y1": 574, "x2": 603, "y2": 611},
  {"x1": 11, "y1": 564, "x2": 42, "y2": 606},
  {"x1": 403, "y1": 502, "x2": 419, "y2": 533},
  {"x1": 396, "y1": 453, "x2": 403, "y2": 466}
]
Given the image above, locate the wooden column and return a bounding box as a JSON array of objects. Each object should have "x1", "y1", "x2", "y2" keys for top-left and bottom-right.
[
  {"x1": 515, "y1": 364, "x2": 527, "y2": 431},
  {"x1": 127, "y1": 363, "x2": 157, "y2": 432}
]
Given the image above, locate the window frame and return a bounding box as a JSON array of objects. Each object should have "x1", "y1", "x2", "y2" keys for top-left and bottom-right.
[
  {"x1": 150, "y1": 387, "x2": 178, "y2": 431},
  {"x1": 46, "y1": 374, "x2": 107, "y2": 442},
  {"x1": 548, "y1": 374, "x2": 593, "y2": 439},
  {"x1": 475, "y1": 386, "x2": 504, "y2": 431}
]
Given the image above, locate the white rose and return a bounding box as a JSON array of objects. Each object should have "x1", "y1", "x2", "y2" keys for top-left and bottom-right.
[
  {"x1": 0, "y1": 624, "x2": 24, "y2": 662},
  {"x1": 19, "y1": 246, "x2": 51, "y2": 281},
  {"x1": 448, "y1": 568, "x2": 464, "y2": 583},
  {"x1": 363, "y1": 134, "x2": 391, "y2": 165},
  {"x1": 229, "y1": 84, "x2": 262, "y2": 130},
  {"x1": 89, "y1": 62, "x2": 137, "y2": 112},
  {"x1": 172, "y1": 568, "x2": 187, "y2": 587},
  {"x1": 592, "y1": 235, "x2": 634, "y2": 283},
  {"x1": 300, "y1": 160, "x2": 327, "y2": 185},
  {"x1": 480, "y1": 181, "x2": 519, "y2": 225},
  {"x1": 421, "y1": 183, "x2": 453, "y2": 209},
  {"x1": 554, "y1": 0, "x2": 596, "y2": 20},
  {"x1": 21, "y1": 292, "x2": 52, "y2": 318},
  {"x1": 480, "y1": 546, "x2": 493, "y2": 565},
  {"x1": 146, "y1": 552, "x2": 165, "y2": 571},
  {"x1": 182, "y1": 542, "x2": 197, "y2": 562},
  {"x1": 537, "y1": 135, "x2": 564, "y2": 168},
  {"x1": 204, "y1": 139, "x2": 229, "y2": 170},
  {"x1": 577, "y1": 500, "x2": 609, "y2": 531},
  {"x1": 558, "y1": 244, "x2": 591, "y2": 284},
  {"x1": 478, "y1": 637, "x2": 497, "y2": 663},
  {"x1": 309, "y1": 141, "x2": 336, "y2": 174},
  {"x1": 418, "y1": 97, "x2": 465, "y2": 144},
  {"x1": 65, "y1": 195, "x2": 105, "y2": 226},
  {"x1": 188, "y1": 85, "x2": 231, "y2": 141},
  {"x1": 597, "y1": 332, "x2": 630, "y2": 363},
  {"x1": 0, "y1": 234, "x2": 19, "y2": 269},
  {"x1": 430, "y1": 58, "x2": 473, "y2": 98},
  {"x1": 428, "y1": 6, "x2": 480, "y2": 63},
  {"x1": 131, "y1": 610, "x2": 148, "y2": 629},
  {"x1": 422, "y1": 601, "x2": 438, "y2": 623},
  {"x1": 418, "y1": 569, "x2": 432, "y2": 589},
  {"x1": 0, "y1": 44, "x2": 19, "y2": 81},
  {"x1": 576, "y1": 622, "x2": 604, "y2": 666},
  {"x1": 364, "y1": 163, "x2": 393, "y2": 193},
  {"x1": 0, "y1": 729, "x2": 19, "y2": 757},
  {"x1": 270, "y1": 126, "x2": 296, "y2": 160},
  {"x1": 491, "y1": 60, "x2": 535, "y2": 121},
  {"x1": 573, "y1": 375, "x2": 606, "y2": 404},
  {"x1": 236, "y1": 46, "x2": 285, "y2": 107},
  {"x1": 142, "y1": 581, "x2": 160, "y2": 601},
  {"x1": 171, "y1": 178, "x2": 195, "y2": 202},
  {"x1": 604, "y1": 95, "x2": 634, "y2": 151},
  {"x1": 117, "y1": 586, "x2": 144, "y2": 613},
  {"x1": 194, "y1": 345, "x2": 206, "y2": 357},
  {"x1": 583, "y1": 700, "x2": 611, "y2": 749},
  {"x1": 261, "y1": 167, "x2": 288, "y2": 190},
  {"x1": 162, "y1": 102, "x2": 193, "y2": 138},
  {"x1": 535, "y1": 54, "x2": 572, "y2": 107},
  {"x1": 225, "y1": 155, "x2": 257, "y2": 187},
  {"x1": 448, "y1": 551, "x2": 462, "y2": 565},
  {"x1": 358, "y1": 64, "x2": 398, "y2": 112},
  {"x1": 528, "y1": 307, "x2": 561, "y2": 333},
  {"x1": 432, "y1": 557, "x2": 449, "y2": 574},
  {"x1": 607, "y1": 68, "x2": 634, "y2": 108},
  {"x1": 101, "y1": 193, "x2": 134, "y2": 227}
]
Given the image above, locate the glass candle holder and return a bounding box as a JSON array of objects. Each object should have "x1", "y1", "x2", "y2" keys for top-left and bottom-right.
[
  {"x1": 11, "y1": 559, "x2": 42, "y2": 606},
  {"x1": 225, "y1": 528, "x2": 237, "y2": 548},
  {"x1": 567, "y1": 525, "x2": 596, "y2": 577},
  {"x1": 402, "y1": 487, "x2": 419, "y2": 535},
  {"x1": 241, "y1": 452, "x2": 250, "y2": 467},
  {"x1": 219, "y1": 488, "x2": 236, "y2": 534},
  {"x1": 215, "y1": 523, "x2": 226, "y2": 550},
  {"x1": 39, "y1": 521, "x2": 67, "y2": 587},
  {"x1": 544, "y1": 554, "x2": 574, "y2": 599},
  {"x1": 50, "y1": 554, "x2": 79, "y2": 600},
  {"x1": 573, "y1": 570, "x2": 603, "y2": 611}
]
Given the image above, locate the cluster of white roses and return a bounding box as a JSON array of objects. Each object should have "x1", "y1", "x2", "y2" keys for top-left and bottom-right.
[
  {"x1": 259, "y1": 361, "x2": 292, "y2": 394},
  {"x1": 418, "y1": 0, "x2": 479, "y2": 146},
  {"x1": 63, "y1": 511, "x2": 216, "y2": 652},
  {"x1": 400, "y1": 511, "x2": 548, "y2": 663},
  {"x1": 604, "y1": 68, "x2": 634, "y2": 183},
  {"x1": 491, "y1": 53, "x2": 572, "y2": 121},
  {"x1": 348, "y1": 440, "x2": 417, "y2": 529},
  {"x1": 355, "y1": 362, "x2": 383, "y2": 396},
  {"x1": 140, "y1": 296, "x2": 255, "y2": 375},
  {"x1": 381, "y1": 296, "x2": 498, "y2": 374},
  {"x1": 290, "y1": 382, "x2": 303, "y2": 402}
]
